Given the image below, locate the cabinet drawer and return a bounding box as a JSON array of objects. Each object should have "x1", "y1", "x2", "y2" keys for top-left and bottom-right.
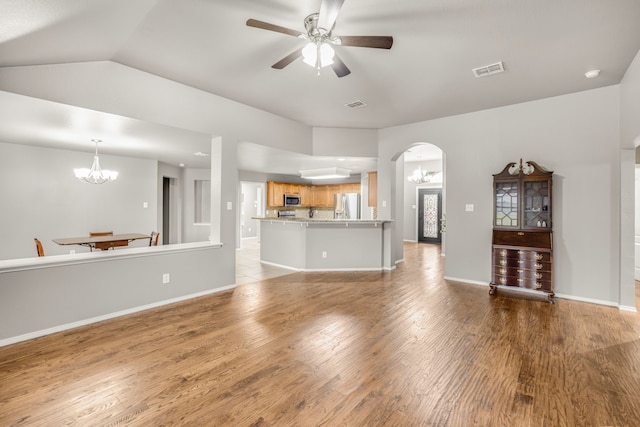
[
  {"x1": 494, "y1": 266, "x2": 552, "y2": 282},
  {"x1": 493, "y1": 230, "x2": 552, "y2": 249},
  {"x1": 514, "y1": 250, "x2": 551, "y2": 262},
  {"x1": 492, "y1": 272, "x2": 552, "y2": 291}
]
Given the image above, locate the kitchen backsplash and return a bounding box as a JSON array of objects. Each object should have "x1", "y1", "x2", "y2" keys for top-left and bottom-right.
[{"x1": 264, "y1": 208, "x2": 335, "y2": 219}]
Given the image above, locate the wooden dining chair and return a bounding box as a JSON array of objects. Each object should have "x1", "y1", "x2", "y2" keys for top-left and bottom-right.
[
  {"x1": 34, "y1": 238, "x2": 44, "y2": 257},
  {"x1": 89, "y1": 231, "x2": 113, "y2": 251},
  {"x1": 149, "y1": 231, "x2": 160, "y2": 246},
  {"x1": 89, "y1": 231, "x2": 113, "y2": 237}
]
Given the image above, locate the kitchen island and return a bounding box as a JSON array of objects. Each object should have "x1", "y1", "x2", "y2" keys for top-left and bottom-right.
[{"x1": 255, "y1": 218, "x2": 391, "y2": 271}]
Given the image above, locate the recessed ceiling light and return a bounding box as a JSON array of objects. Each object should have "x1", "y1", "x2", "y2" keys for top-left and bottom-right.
[
  {"x1": 585, "y1": 69, "x2": 600, "y2": 79},
  {"x1": 337, "y1": 158, "x2": 345, "y2": 161}
]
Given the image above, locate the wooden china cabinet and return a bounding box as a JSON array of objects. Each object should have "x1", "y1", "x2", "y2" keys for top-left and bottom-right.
[{"x1": 490, "y1": 159, "x2": 555, "y2": 302}]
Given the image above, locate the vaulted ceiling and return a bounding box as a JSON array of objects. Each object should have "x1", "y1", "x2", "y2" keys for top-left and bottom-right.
[{"x1": 1, "y1": 0, "x2": 640, "y2": 171}]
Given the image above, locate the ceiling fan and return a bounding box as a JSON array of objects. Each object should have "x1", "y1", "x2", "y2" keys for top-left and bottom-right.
[{"x1": 246, "y1": 0, "x2": 393, "y2": 78}]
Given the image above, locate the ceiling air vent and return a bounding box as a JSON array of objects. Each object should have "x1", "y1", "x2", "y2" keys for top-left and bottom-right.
[
  {"x1": 472, "y1": 61, "x2": 505, "y2": 78},
  {"x1": 344, "y1": 100, "x2": 367, "y2": 109}
]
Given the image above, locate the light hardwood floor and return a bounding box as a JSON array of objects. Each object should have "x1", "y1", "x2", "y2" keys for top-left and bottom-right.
[{"x1": 1, "y1": 243, "x2": 640, "y2": 426}]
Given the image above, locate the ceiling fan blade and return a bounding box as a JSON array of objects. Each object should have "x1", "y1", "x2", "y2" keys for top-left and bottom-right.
[
  {"x1": 272, "y1": 47, "x2": 304, "y2": 69},
  {"x1": 331, "y1": 54, "x2": 351, "y2": 78},
  {"x1": 246, "y1": 18, "x2": 303, "y2": 38},
  {"x1": 318, "y1": 0, "x2": 345, "y2": 32},
  {"x1": 338, "y1": 36, "x2": 393, "y2": 49}
]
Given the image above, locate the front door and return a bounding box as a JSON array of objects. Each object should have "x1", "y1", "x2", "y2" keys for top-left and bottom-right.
[{"x1": 418, "y1": 189, "x2": 442, "y2": 244}]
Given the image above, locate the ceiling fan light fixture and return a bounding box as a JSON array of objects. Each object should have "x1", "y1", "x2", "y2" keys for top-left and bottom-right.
[{"x1": 302, "y1": 42, "x2": 334, "y2": 68}]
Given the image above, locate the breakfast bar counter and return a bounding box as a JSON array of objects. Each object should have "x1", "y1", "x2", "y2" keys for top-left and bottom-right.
[{"x1": 254, "y1": 218, "x2": 391, "y2": 271}]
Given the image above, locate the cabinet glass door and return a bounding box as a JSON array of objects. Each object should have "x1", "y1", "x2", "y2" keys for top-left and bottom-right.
[
  {"x1": 523, "y1": 180, "x2": 550, "y2": 228},
  {"x1": 495, "y1": 181, "x2": 518, "y2": 227}
]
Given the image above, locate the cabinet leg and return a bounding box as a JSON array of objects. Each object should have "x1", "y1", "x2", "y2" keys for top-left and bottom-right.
[
  {"x1": 547, "y1": 293, "x2": 555, "y2": 304},
  {"x1": 489, "y1": 285, "x2": 497, "y2": 295}
]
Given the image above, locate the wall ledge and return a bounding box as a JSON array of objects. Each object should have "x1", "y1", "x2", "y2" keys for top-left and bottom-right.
[{"x1": 0, "y1": 241, "x2": 223, "y2": 274}]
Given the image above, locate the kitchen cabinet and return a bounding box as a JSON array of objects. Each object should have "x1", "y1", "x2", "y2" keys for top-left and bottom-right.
[
  {"x1": 300, "y1": 185, "x2": 313, "y2": 206},
  {"x1": 310, "y1": 185, "x2": 337, "y2": 207},
  {"x1": 267, "y1": 181, "x2": 285, "y2": 207},
  {"x1": 367, "y1": 171, "x2": 377, "y2": 207},
  {"x1": 489, "y1": 160, "x2": 554, "y2": 302},
  {"x1": 340, "y1": 183, "x2": 361, "y2": 194},
  {"x1": 267, "y1": 181, "x2": 361, "y2": 208}
]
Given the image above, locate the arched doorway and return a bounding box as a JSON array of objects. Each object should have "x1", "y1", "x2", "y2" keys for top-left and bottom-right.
[{"x1": 403, "y1": 144, "x2": 444, "y2": 245}]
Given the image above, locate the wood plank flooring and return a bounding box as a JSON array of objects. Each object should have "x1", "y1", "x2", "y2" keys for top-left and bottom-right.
[{"x1": 1, "y1": 243, "x2": 640, "y2": 426}]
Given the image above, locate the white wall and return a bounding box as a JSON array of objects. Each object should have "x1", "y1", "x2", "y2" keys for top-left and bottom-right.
[
  {"x1": 0, "y1": 142, "x2": 158, "y2": 259},
  {"x1": 0, "y1": 244, "x2": 232, "y2": 344},
  {"x1": 636, "y1": 165, "x2": 640, "y2": 280},
  {"x1": 620, "y1": 49, "x2": 640, "y2": 308},
  {"x1": 379, "y1": 86, "x2": 621, "y2": 305}
]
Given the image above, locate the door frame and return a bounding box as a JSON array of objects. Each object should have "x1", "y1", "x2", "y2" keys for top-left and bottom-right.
[{"x1": 418, "y1": 188, "x2": 442, "y2": 244}]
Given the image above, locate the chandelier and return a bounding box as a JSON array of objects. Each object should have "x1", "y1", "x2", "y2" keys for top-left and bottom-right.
[
  {"x1": 408, "y1": 165, "x2": 438, "y2": 184},
  {"x1": 74, "y1": 139, "x2": 119, "y2": 184}
]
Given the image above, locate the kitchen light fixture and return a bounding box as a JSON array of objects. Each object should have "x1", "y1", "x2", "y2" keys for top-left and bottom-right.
[
  {"x1": 300, "y1": 167, "x2": 350, "y2": 180},
  {"x1": 74, "y1": 139, "x2": 118, "y2": 184},
  {"x1": 408, "y1": 165, "x2": 439, "y2": 184}
]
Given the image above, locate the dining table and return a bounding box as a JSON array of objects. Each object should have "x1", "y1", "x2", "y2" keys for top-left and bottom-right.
[{"x1": 53, "y1": 233, "x2": 152, "y2": 251}]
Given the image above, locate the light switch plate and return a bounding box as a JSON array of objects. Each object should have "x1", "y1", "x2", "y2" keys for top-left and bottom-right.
[
  {"x1": 226, "y1": 201, "x2": 233, "y2": 210},
  {"x1": 465, "y1": 204, "x2": 474, "y2": 212}
]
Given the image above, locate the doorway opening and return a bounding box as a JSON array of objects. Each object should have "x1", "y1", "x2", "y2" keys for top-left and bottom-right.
[
  {"x1": 162, "y1": 176, "x2": 178, "y2": 245},
  {"x1": 402, "y1": 143, "x2": 444, "y2": 248}
]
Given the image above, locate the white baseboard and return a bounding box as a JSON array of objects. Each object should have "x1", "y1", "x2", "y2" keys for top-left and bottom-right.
[
  {"x1": 443, "y1": 276, "x2": 489, "y2": 287},
  {"x1": 0, "y1": 284, "x2": 236, "y2": 348},
  {"x1": 444, "y1": 277, "x2": 634, "y2": 311},
  {"x1": 259, "y1": 260, "x2": 302, "y2": 271}
]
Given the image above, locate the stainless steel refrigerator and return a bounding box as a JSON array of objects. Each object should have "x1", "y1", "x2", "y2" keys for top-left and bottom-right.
[{"x1": 334, "y1": 193, "x2": 360, "y2": 219}]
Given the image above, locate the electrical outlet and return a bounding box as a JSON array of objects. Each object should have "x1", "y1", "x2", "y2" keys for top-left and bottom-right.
[
  {"x1": 322, "y1": 251, "x2": 327, "y2": 259},
  {"x1": 162, "y1": 273, "x2": 170, "y2": 284},
  {"x1": 465, "y1": 204, "x2": 474, "y2": 212}
]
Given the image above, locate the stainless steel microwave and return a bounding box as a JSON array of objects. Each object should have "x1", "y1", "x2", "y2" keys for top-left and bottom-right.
[{"x1": 284, "y1": 194, "x2": 301, "y2": 207}]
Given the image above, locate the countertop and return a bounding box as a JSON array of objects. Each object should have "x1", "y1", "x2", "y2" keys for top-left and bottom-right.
[{"x1": 253, "y1": 217, "x2": 391, "y2": 224}]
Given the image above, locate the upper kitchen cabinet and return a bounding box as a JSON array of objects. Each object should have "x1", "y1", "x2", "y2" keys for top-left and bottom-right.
[
  {"x1": 266, "y1": 181, "x2": 362, "y2": 208},
  {"x1": 267, "y1": 181, "x2": 285, "y2": 207},
  {"x1": 340, "y1": 183, "x2": 361, "y2": 194},
  {"x1": 367, "y1": 171, "x2": 378, "y2": 207}
]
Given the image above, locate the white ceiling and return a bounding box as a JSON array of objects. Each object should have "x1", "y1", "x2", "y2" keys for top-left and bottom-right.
[{"x1": 1, "y1": 0, "x2": 639, "y2": 173}]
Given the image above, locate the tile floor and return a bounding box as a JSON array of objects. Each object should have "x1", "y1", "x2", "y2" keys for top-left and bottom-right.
[{"x1": 235, "y1": 238, "x2": 294, "y2": 284}]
